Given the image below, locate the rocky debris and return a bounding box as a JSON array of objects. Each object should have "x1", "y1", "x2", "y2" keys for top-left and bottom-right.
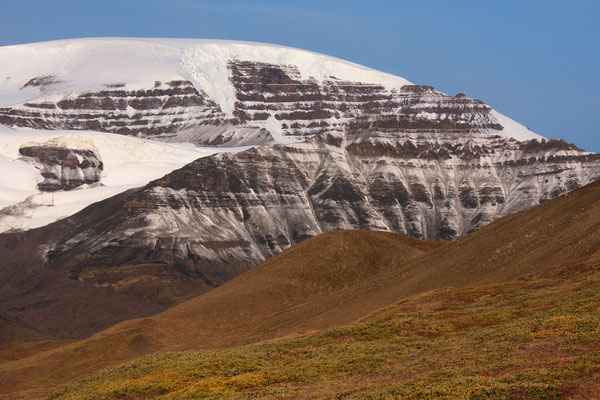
[
  {"x1": 19, "y1": 143, "x2": 103, "y2": 191},
  {"x1": 21, "y1": 74, "x2": 64, "y2": 89}
]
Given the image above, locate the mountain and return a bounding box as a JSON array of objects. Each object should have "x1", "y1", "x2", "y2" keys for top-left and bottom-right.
[
  {"x1": 0, "y1": 39, "x2": 597, "y2": 236},
  {"x1": 0, "y1": 39, "x2": 597, "y2": 238},
  {"x1": 3, "y1": 178, "x2": 600, "y2": 399},
  {"x1": 0, "y1": 38, "x2": 599, "y2": 346},
  {"x1": 0, "y1": 38, "x2": 539, "y2": 146}
]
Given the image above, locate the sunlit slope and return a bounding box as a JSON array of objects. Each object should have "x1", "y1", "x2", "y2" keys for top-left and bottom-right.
[{"x1": 52, "y1": 263, "x2": 600, "y2": 399}]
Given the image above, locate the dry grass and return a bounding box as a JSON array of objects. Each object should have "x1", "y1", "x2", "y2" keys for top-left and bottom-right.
[{"x1": 50, "y1": 263, "x2": 600, "y2": 399}]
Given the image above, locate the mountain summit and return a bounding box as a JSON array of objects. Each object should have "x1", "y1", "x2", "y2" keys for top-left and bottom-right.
[{"x1": 0, "y1": 38, "x2": 540, "y2": 145}]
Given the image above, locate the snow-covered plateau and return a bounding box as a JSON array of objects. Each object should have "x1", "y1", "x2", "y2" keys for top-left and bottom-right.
[{"x1": 0, "y1": 38, "x2": 541, "y2": 144}]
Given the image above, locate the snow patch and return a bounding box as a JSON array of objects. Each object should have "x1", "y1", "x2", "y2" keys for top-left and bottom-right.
[{"x1": 490, "y1": 110, "x2": 544, "y2": 141}]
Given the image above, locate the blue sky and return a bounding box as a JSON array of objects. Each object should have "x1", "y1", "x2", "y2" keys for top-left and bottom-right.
[{"x1": 1, "y1": 0, "x2": 598, "y2": 151}]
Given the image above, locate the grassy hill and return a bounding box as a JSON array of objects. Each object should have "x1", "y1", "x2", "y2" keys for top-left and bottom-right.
[
  {"x1": 0, "y1": 230, "x2": 441, "y2": 399},
  {"x1": 51, "y1": 261, "x2": 600, "y2": 399}
]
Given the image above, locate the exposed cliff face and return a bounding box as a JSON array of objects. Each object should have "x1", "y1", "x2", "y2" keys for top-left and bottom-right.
[
  {"x1": 0, "y1": 75, "x2": 515, "y2": 146},
  {"x1": 37, "y1": 129, "x2": 600, "y2": 305},
  {"x1": 1, "y1": 80, "x2": 229, "y2": 138},
  {"x1": 19, "y1": 143, "x2": 103, "y2": 191},
  {"x1": 230, "y1": 60, "x2": 504, "y2": 137}
]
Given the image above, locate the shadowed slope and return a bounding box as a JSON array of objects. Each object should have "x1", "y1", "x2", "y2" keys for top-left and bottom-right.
[
  {"x1": 0, "y1": 230, "x2": 440, "y2": 399},
  {"x1": 0, "y1": 314, "x2": 46, "y2": 347},
  {"x1": 0, "y1": 189, "x2": 166, "y2": 343}
]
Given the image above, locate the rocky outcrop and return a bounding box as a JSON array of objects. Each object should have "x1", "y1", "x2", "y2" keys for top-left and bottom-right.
[
  {"x1": 0, "y1": 73, "x2": 503, "y2": 143},
  {"x1": 230, "y1": 61, "x2": 503, "y2": 137},
  {"x1": 1, "y1": 80, "x2": 229, "y2": 141},
  {"x1": 19, "y1": 143, "x2": 103, "y2": 191},
  {"x1": 0, "y1": 62, "x2": 530, "y2": 147}
]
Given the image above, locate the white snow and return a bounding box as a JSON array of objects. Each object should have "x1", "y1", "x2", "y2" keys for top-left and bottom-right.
[
  {"x1": 0, "y1": 153, "x2": 40, "y2": 209},
  {"x1": 490, "y1": 110, "x2": 544, "y2": 141},
  {"x1": 0, "y1": 38, "x2": 411, "y2": 112},
  {"x1": 0, "y1": 128, "x2": 246, "y2": 232}
]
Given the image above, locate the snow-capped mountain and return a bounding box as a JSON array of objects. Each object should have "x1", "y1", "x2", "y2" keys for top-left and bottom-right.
[
  {"x1": 0, "y1": 37, "x2": 599, "y2": 335},
  {"x1": 0, "y1": 38, "x2": 540, "y2": 146},
  {"x1": 0, "y1": 38, "x2": 596, "y2": 244}
]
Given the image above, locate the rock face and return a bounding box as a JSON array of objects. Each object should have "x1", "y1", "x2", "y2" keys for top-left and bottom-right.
[
  {"x1": 230, "y1": 62, "x2": 503, "y2": 138},
  {"x1": 2, "y1": 80, "x2": 228, "y2": 138},
  {"x1": 38, "y1": 127, "x2": 600, "y2": 305},
  {"x1": 0, "y1": 76, "x2": 512, "y2": 145},
  {"x1": 19, "y1": 143, "x2": 103, "y2": 191}
]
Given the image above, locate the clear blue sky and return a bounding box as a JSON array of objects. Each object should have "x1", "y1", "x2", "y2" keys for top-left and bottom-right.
[{"x1": 1, "y1": 0, "x2": 598, "y2": 151}]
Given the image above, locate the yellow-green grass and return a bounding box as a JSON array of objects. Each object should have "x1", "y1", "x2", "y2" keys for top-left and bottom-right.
[{"x1": 50, "y1": 263, "x2": 600, "y2": 399}]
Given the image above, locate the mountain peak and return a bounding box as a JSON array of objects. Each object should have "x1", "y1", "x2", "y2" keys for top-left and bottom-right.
[{"x1": 0, "y1": 37, "x2": 540, "y2": 142}]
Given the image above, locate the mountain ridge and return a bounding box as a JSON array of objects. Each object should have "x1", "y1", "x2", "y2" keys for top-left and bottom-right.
[{"x1": 0, "y1": 37, "x2": 540, "y2": 144}]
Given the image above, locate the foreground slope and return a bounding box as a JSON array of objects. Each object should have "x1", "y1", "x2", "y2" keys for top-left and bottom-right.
[
  {"x1": 0, "y1": 230, "x2": 440, "y2": 399},
  {"x1": 3, "y1": 179, "x2": 600, "y2": 399},
  {"x1": 53, "y1": 260, "x2": 600, "y2": 399}
]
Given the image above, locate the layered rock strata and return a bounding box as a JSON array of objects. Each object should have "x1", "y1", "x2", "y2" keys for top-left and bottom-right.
[{"x1": 38, "y1": 129, "x2": 600, "y2": 305}]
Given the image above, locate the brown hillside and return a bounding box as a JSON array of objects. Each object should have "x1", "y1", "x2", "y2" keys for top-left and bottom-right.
[
  {"x1": 2, "y1": 179, "x2": 600, "y2": 399},
  {"x1": 141, "y1": 230, "x2": 442, "y2": 349},
  {"x1": 0, "y1": 230, "x2": 441, "y2": 399},
  {"x1": 0, "y1": 314, "x2": 46, "y2": 347},
  {"x1": 0, "y1": 189, "x2": 166, "y2": 344}
]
